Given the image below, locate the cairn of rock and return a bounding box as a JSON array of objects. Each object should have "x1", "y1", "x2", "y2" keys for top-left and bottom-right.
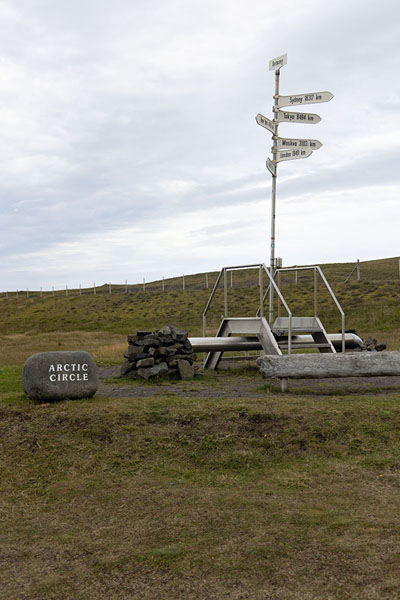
[{"x1": 120, "y1": 325, "x2": 196, "y2": 380}]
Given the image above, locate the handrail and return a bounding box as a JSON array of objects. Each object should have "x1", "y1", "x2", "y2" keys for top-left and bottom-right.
[
  {"x1": 202, "y1": 263, "x2": 293, "y2": 354},
  {"x1": 275, "y1": 265, "x2": 346, "y2": 353}
]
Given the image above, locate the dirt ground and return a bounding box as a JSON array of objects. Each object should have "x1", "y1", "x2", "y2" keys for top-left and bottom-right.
[{"x1": 97, "y1": 362, "x2": 400, "y2": 398}]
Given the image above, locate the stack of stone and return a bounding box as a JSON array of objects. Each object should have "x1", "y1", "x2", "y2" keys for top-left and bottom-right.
[{"x1": 120, "y1": 325, "x2": 196, "y2": 380}]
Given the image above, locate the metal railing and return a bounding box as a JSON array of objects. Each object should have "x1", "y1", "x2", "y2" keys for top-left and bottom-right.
[
  {"x1": 267, "y1": 265, "x2": 346, "y2": 353},
  {"x1": 202, "y1": 263, "x2": 293, "y2": 354}
]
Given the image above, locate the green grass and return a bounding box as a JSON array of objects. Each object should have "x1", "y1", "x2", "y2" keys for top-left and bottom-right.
[
  {"x1": 1, "y1": 256, "x2": 400, "y2": 598},
  {"x1": 1, "y1": 363, "x2": 400, "y2": 598}
]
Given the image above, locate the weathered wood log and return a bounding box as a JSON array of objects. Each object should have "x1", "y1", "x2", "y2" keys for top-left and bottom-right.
[{"x1": 257, "y1": 351, "x2": 400, "y2": 379}]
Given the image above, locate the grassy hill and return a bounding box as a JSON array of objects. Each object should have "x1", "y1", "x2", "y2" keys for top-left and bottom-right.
[
  {"x1": 1, "y1": 257, "x2": 400, "y2": 599},
  {"x1": 0, "y1": 256, "x2": 399, "y2": 366}
]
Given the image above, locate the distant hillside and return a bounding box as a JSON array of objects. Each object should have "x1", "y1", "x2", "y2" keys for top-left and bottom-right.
[{"x1": 0, "y1": 257, "x2": 399, "y2": 339}]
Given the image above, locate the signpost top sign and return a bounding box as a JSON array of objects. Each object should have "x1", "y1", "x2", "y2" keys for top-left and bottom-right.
[
  {"x1": 277, "y1": 91, "x2": 334, "y2": 108},
  {"x1": 269, "y1": 54, "x2": 287, "y2": 71}
]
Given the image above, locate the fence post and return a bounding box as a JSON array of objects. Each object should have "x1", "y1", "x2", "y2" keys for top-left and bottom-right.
[
  {"x1": 230, "y1": 271, "x2": 233, "y2": 288},
  {"x1": 93, "y1": 283, "x2": 96, "y2": 295},
  {"x1": 182, "y1": 275, "x2": 185, "y2": 291},
  {"x1": 143, "y1": 278, "x2": 145, "y2": 292},
  {"x1": 206, "y1": 273, "x2": 209, "y2": 289},
  {"x1": 16, "y1": 289, "x2": 19, "y2": 298},
  {"x1": 294, "y1": 268, "x2": 298, "y2": 284},
  {"x1": 52, "y1": 286, "x2": 55, "y2": 297},
  {"x1": 66, "y1": 285, "x2": 68, "y2": 297},
  {"x1": 109, "y1": 282, "x2": 111, "y2": 295},
  {"x1": 79, "y1": 284, "x2": 82, "y2": 296},
  {"x1": 26, "y1": 288, "x2": 29, "y2": 298},
  {"x1": 40, "y1": 287, "x2": 42, "y2": 298},
  {"x1": 356, "y1": 259, "x2": 360, "y2": 281},
  {"x1": 125, "y1": 280, "x2": 128, "y2": 293},
  {"x1": 162, "y1": 276, "x2": 165, "y2": 292},
  {"x1": 6, "y1": 290, "x2": 8, "y2": 299}
]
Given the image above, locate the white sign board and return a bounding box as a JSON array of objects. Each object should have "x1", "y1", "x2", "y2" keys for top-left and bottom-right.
[
  {"x1": 277, "y1": 137, "x2": 322, "y2": 150},
  {"x1": 266, "y1": 157, "x2": 276, "y2": 176},
  {"x1": 255, "y1": 113, "x2": 276, "y2": 134},
  {"x1": 277, "y1": 91, "x2": 334, "y2": 108},
  {"x1": 277, "y1": 110, "x2": 321, "y2": 125},
  {"x1": 276, "y1": 148, "x2": 313, "y2": 162},
  {"x1": 269, "y1": 54, "x2": 287, "y2": 71}
]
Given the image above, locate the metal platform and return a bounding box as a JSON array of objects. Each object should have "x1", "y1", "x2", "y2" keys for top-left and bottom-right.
[{"x1": 200, "y1": 263, "x2": 350, "y2": 369}]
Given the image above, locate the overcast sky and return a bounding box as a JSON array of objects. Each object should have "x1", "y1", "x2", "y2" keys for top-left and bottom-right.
[{"x1": 1, "y1": 0, "x2": 399, "y2": 290}]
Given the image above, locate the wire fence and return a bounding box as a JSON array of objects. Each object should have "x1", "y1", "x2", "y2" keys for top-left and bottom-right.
[{"x1": 2, "y1": 259, "x2": 400, "y2": 299}]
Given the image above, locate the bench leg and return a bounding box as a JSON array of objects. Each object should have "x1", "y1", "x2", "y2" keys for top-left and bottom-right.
[{"x1": 280, "y1": 377, "x2": 288, "y2": 392}]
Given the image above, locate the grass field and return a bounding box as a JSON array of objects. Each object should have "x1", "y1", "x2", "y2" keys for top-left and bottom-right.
[{"x1": 0, "y1": 256, "x2": 399, "y2": 599}]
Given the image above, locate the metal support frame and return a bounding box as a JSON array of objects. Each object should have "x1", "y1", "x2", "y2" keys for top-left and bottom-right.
[{"x1": 202, "y1": 263, "x2": 292, "y2": 355}]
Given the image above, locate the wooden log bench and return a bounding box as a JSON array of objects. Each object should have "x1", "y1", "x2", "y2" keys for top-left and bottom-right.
[{"x1": 256, "y1": 351, "x2": 400, "y2": 392}]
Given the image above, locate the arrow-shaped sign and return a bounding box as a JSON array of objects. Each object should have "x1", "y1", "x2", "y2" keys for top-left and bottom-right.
[
  {"x1": 266, "y1": 157, "x2": 276, "y2": 176},
  {"x1": 277, "y1": 110, "x2": 321, "y2": 125},
  {"x1": 255, "y1": 113, "x2": 276, "y2": 134},
  {"x1": 269, "y1": 54, "x2": 287, "y2": 71},
  {"x1": 277, "y1": 137, "x2": 322, "y2": 150},
  {"x1": 276, "y1": 148, "x2": 313, "y2": 163},
  {"x1": 277, "y1": 91, "x2": 333, "y2": 108}
]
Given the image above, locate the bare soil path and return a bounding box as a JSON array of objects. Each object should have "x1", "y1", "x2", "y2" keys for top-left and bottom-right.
[{"x1": 97, "y1": 363, "x2": 400, "y2": 398}]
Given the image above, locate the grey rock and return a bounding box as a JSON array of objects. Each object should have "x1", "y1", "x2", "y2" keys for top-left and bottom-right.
[
  {"x1": 22, "y1": 351, "x2": 98, "y2": 402},
  {"x1": 156, "y1": 334, "x2": 175, "y2": 346},
  {"x1": 171, "y1": 327, "x2": 188, "y2": 342},
  {"x1": 158, "y1": 346, "x2": 177, "y2": 357},
  {"x1": 177, "y1": 359, "x2": 194, "y2": 380},
  {"x1": 137, "y1": 362, "x2": 168, "y2": 380},
  {"x1": 136, "y1": 357, "x2": 155, "y2": 368},
  {"x1": 136, "y1": 330, "x2": 153, "y2": 338},
  {"x1": 136, "y1": 335, "x2": 161, "y2": 347},
  {"x1": 120, "y1": 358, "x2": 135, "y2": 376},
  {"x1": 158, "y1": 325, "x2": 172, "y2": 336},
  {"x1": 170, "y1": 354, "x2": 194, "y2": 364},
  {"x1": 126, "y1": 344, "x2": 145, "y2": 356}
]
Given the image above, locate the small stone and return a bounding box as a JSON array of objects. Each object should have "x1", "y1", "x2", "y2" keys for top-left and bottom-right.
[
  {"x1": 127, "y1": 335, "x2": 138, "y2": 345},
  {"x1": 156, "y1": 334, "x2": 175, "y2": 346},
  {"x1": 158, "y1": 325, "x2": 172, "y2": 336},
  {"x1": 120, "y1": 358, "x2": 134, "y2": 376},
  {"x1": 171, "y1": 327, "x2": 188, "y2": 342},
  {"x1": 136, "y1": 357, "x2": 155, "y2": 368},
  {"x1": 136, "y1": 335, "x2": 161, "y2": 347},
  {"x1": 172, "y1": 354, "x2": 195, "y2": 364},
  {"x1": 136, "y1": 330, "x2": 153, "y2": 338},
  {"x1": 158, "y1": 346, "x2": 176, "y2": 357},
  {"x1": 126, "y1": 344, "x2": 144, "y2": 356},
  {"x1": 137, "y1": 362, "x2": 168, "y2": 380},
  {"x1": 177, "y1": 359, "x2": 194, "y2": 380}
]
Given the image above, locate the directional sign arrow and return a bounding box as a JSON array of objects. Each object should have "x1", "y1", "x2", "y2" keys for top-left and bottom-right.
[
  {"x1": 277, "y1": 91, "x2": 334, "y2": 108},
  {"x1": 277, "y1": 137, "x2": 322, "y2": 150},
  {"x1": 276, "y1": 148, "x2": 313, "y2": 163},
  {"x1": 255, "y1": 113, "x2": 276, "y2": 134},
  {"x1": 266, "y1": 157, "x2": 276, "y2": 176},
  {"x1": 277, "y1": 110, "x2": 321, "y2": 125},
  {"x1": 269, "y1": 53, "x2": 287, "y2": 71}
]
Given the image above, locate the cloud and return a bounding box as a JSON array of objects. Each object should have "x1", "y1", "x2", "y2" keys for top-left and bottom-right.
[{"x1": 0, "y1": 0, "x2": 399, "y2": 290}]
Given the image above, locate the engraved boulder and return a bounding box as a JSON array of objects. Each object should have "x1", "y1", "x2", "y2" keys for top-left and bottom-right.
[{"x1": 22, "y1": 351, "x2": 98, "y2": 401}]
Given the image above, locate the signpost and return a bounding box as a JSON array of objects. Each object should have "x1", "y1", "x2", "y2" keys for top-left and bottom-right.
[
  {"x1": 276, "y1": 137, "x2": 322, "y2": 150},
  {"x1": 255, "y1": 113, "x2": 276, "y2": 134},
  {"x1": 276, "y1": 148, "x2": 313, "y2": 162},
  {"x1": 256, "y1": 53, "x2": 333, "y2": 324},
  {"x1": 277, "y1": 91, "x2": 334, "y2": 108},
  {"x1": 276, "y1": 110, "x2": 321, "y2": 124}
]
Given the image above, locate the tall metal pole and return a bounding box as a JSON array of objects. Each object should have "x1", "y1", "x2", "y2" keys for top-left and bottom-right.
[{"x1": 269, "y1": 68, "x2": 280, "y2": 324}]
